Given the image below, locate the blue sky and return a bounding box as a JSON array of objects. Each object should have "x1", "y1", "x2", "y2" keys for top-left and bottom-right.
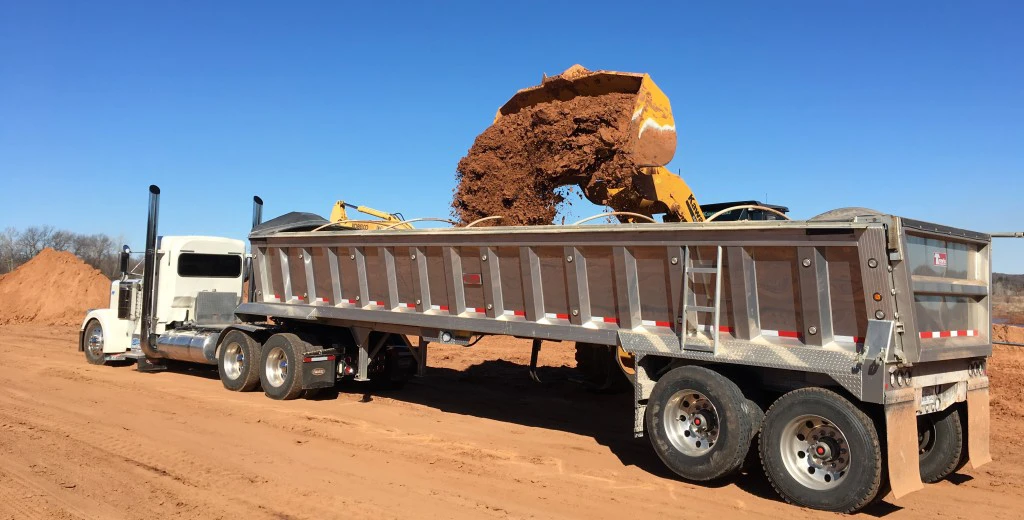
[{"x1": 1, "y1": 1, "x2": 1022, "y2": 271}]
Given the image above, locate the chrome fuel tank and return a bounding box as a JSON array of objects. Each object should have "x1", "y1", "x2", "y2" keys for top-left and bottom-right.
[{"x1": 155, "y1": 329, "x2": 220, "y2": 364}]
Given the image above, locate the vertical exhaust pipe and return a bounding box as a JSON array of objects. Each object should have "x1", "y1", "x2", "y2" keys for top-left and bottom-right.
[
  {"x1": 139, "y1": 185, "x2": 163, "y2": 360},
  {"x1": 247, "y1": 196, "x2": 263, "y2": 303}
]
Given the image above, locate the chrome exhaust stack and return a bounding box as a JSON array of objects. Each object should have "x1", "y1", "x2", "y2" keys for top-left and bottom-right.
[
  {"x1": 247, "y1": 195, "x2": 263, "y2": 303},
  {"x1": 139, "y1": 184, "x2": 164, "y2": 362}
]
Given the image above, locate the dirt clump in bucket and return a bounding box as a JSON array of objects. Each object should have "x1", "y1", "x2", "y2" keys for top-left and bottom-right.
[{"x1": 453, "y1": 92, "x2": 638, "y2": 226}]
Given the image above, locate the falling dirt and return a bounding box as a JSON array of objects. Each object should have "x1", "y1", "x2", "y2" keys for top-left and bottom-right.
[
  {"x1": 452, "y1": 90, "x2": 638, "y2": 226},
  {"x1": 2, "y1": 325, "x2": 1024, "y2": 519},
  {"x1": 0, "y1": 249, "x2": 111, "y2": 326}
]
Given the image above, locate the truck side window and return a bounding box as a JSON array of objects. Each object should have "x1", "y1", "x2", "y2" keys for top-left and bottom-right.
[{"x1": 177, "y1": 253, "x2": 242, "y2": 278}]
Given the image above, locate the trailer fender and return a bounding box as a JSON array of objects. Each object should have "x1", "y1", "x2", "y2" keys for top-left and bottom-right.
[{"x1": 885, "y1": 387, "x2": 924, "y2": 499}]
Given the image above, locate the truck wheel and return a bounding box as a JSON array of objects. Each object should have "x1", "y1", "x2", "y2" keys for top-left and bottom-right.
[
  {"x1": 759, "y1": 388, "x2": 882, "y2": 513},
  {"x1": 646, "y1": 366, "x2": 754, "y2": 481},
  {"x1": 218, "y1": 330, "x2": 262, "y2": 392},
  {"x1": 918, "y1": 406, "x2": 964, "y2": 483},
  {"x1": 83, "y1": 320, "x2": 107, "y2": 365},
  {"x1": 574, "y1": 343, "x2": 631, "y2": 392},
  {"x1": 259, "y1": 333, "x2": 312, "y2": 400}
]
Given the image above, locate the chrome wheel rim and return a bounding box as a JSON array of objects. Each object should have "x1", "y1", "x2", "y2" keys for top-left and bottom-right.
[
  {"x1": 663, "y1": 389, "x2": 720, "y2": 456},
  {"x1": 223, "y1": 342, "x2": 244, "y2": 380},
  {"x1": 780, "y1": 414, "x2": 850, "y2": 490},
  {"x1": 86, "y1": 326, "x2": 104, "y2": 358},
  {"x1": 264, "y1": 346, "x2": 287, "y2": 387}
]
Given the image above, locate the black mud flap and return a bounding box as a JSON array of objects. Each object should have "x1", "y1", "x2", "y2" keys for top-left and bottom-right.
[{"x1": 301, "y1": 350, "x2": 338, "y2": 390}]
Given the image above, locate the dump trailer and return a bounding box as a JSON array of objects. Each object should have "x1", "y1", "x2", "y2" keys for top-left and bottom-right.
[{"x1": 83, "y1": 187, "x2": 995, "y2": 513}]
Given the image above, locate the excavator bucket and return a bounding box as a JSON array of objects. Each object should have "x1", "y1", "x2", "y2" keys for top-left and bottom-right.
[{"x1": 495, "y1": 65, "x2": 677, "y2": 167}]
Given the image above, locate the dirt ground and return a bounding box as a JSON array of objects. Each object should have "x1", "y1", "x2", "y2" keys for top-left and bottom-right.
[{"x1": 1, "y1": 326, "x2": 1022, "y2": 520}]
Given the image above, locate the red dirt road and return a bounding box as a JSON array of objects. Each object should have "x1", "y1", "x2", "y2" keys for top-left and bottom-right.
[{"x1": 1, "y1": 325, "x2": 1023, "y2": 520}]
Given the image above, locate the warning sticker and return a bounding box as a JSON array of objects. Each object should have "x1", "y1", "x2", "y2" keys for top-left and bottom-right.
[{"x1": 933, "y1": 252, "x2": 948, "y2": 267}]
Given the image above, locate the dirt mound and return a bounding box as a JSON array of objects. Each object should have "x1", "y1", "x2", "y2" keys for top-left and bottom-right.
[
  {"x1": 0, "y1": 248, "x2": 111, "y2": 326},
  {"x1": 453, "y1": 92, "x2": 638, "y2": 225},
  {"x1": 994, "y1": 324, "x2": 1024, "y2": 345}
]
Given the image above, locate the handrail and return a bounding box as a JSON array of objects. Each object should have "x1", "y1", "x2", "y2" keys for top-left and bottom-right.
[
  {"x1": 705, "y1": 205, "x2": 791, "y2": 222},
  {"x1": 572, "y1": 212, "x2": 657, "y2": 225}
]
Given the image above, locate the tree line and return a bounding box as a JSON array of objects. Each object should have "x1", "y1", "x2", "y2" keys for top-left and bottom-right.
[{"x1": 0, "y1": 226, "x2": 124, "y2": 279}]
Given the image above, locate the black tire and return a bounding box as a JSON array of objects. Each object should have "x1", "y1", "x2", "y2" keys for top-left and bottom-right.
[
  {"x1": 217, "y1": 330, "x2": 262, "y2": 392},
  {"x1": 746, "y1": 398, "x2": 765, "y2": 440},
  {"x1": 646, "y1": 366, "x2": 754, "y2": 481},
  {"x1": 367, "y1": 344, "x2": 414, "y2": 391},
  {"x1": 918, "y1": 406, "x2": 964, "y2": 483},
  {"x1": 259, "y1": 333, "x2": 313, "y2": 400},
  {"x1": 574, "y1": 343, "x2": 631, "y2": 392},
  {"x1": 83, "y1": 320, "x2": 106, "y2": 365},
  {"x1": 760, "y1": 388, "x2": 883, "y2": 513}
]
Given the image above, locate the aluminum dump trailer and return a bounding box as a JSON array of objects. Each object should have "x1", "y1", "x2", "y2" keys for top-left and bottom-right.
[{"x1": 233, "y1": 210, "x2": 992, "y2": 513}]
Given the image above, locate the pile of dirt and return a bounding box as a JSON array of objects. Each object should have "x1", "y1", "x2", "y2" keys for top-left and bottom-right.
[
  {"x1": 994, "y1": 324, "x2": 1024, "y2": 345},
  {"x1": 452, "y1": 90, "x2": 638, "y2": 225},
  {"x1": 0, "y1": 248, "x2": 111, "y2": 326}
]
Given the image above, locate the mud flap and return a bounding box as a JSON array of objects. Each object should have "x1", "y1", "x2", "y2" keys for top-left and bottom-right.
[
  {"x1": 967, "y1": 386, "x2": 992, "y2": 469},
  {"x1": 885, "y1": 389, "x2": 923, "y2": 499}
]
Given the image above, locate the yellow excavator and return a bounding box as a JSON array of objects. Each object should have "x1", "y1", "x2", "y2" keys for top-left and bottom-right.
[
  {"x1": 494, "y1": 64, "x2": 705, "y2": 223},
  {"x1": 327, "y1": 200, "x2": 413, "y2": 230},
  {"x1": 493, "y1": 65, "x2": 719, "y2": 388}
]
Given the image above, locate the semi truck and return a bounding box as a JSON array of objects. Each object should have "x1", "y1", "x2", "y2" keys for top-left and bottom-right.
[{"x1": 79, "y1": 185, "x2": 999, "y2": 512}]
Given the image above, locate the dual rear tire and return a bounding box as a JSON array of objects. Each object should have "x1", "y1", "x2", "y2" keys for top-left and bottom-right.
[
  {"x1": 218, "y1": 331, "x2": 315, "y2": 400},
  {"x1": 648, "y1": 369, "x2": 965, "y2": 513},
  {"x1": 758, "y1": 388, "x2": 883, "y2": 513},
  {"x1": 646, "y1": 366, "x2": 757, "y2": 481}
]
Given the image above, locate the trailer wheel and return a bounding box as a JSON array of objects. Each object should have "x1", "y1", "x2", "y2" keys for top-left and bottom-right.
[
  {"x1": 83, "y1": 320, "x2": 106, "y2": 365},
  {"x1": 646, "y1": 366, "x2": 754, "y2": 481},
  {"x1": 918, "y1": 406, "x2": 964, "y2": 483},
  {"x1": 259, "y1": 333, "x2": 312, "y2": 400},
  {"x1": 218, "y1": 330, "x2": 262, "y2": 392},
  {"x1": 574, "y1": 343, "x2": 632, "y2": 392},
  {"x1": 759, "y1": 388, "x2": 882, "y2": 513}
]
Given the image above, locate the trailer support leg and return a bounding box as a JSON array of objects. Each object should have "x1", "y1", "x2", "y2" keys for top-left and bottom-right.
[
  {"x1": 529, "y1": 339, "x2": 542, "y2": 383},
  {"x1": 413, "y1": 338, "x2": 428, "y2": 377}
]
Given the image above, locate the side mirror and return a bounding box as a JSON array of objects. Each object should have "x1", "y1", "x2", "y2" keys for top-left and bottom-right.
[{"x1": 119, "y1": 245, "x2": 132, "y2": 279}]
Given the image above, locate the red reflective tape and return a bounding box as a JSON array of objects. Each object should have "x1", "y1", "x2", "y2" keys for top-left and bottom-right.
[
  {"x1": 778, "y1": 330, "x2": 800, "y2": 339},
  {"x1": 513, "y1": 310, "x2": 525, "y2": 316},
  {"x1": 603, "y1": 317, "x2": 618, "y2": 324},
  {"x1": 655, "y1": 321, "x2": 671, "y2": 327},
  {"x1": 556, "y1": 313, "x2": 569, "y2": 320},
  {"x1": 404, "y1": 302, "x2": 415, "y2": 308},
  {"x1": 440, "y1": 305, "x2": 449, "y2": 312},
  {"x1": 853, "y1": 337, "x2": 863, "y2": 344},
  {"x1": 939, "y1": 331, "x2": 952, "y2": 338},
  {"x1": 473, "y1": 307, "x2": 485, "y2": 313}
]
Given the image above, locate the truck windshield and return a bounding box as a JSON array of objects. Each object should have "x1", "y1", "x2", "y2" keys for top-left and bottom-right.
[{"x1": 177, "y1": 253, "x2": 242, "y2": 278}]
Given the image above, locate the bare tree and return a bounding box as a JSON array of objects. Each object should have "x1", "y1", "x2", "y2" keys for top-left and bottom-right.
[
  {"x1": 16, "y1": 225, "x2": 55, "y2": 260},
  {"x1": 0, "y1": 226, "x2": 122, "y2": 278},
  {"x1": 0, "y1": 227, "x2": 16, "y2": 273}
]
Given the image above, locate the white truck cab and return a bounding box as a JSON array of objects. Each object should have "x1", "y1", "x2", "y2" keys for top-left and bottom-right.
[{"x1": 79, "y1": 235, "x2": 245, "y2": 364}]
